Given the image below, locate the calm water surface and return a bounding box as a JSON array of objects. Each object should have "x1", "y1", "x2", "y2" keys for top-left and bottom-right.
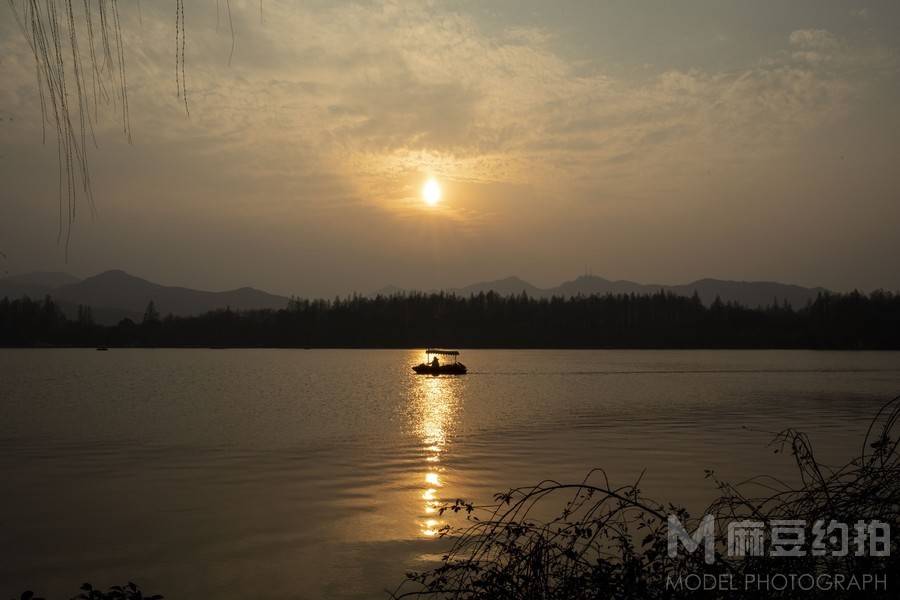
[{"x1": 1, "y1": 349, "x2": 899, "y2": 599}]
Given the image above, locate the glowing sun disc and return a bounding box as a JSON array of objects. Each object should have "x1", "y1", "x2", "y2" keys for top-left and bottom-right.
[{"x1": 422, "y1": 178, "x2": 442, "y2": 206}]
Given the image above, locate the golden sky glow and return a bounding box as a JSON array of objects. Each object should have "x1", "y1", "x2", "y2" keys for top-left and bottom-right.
[{"x1": 1, "y1": 2, "x2": 899, "y2": 295}]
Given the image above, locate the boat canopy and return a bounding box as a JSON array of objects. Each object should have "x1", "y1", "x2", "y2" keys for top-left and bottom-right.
[{"x1": 425, "y1": 349, "x2": 460, "y2": 356}]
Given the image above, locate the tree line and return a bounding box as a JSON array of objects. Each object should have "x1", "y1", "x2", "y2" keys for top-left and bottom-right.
[{"x1": 1, "y1": 289, "x2": 899, "y2": 349}]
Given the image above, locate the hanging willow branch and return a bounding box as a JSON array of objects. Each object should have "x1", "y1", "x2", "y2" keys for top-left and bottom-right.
[
  {"x1": 175, "y1": 0, "x2": 188, "y2": 116},
  {"x1": 8, "y1": 1, "x2": 256, "y2": 257},
  {"x1": 7, "y1": 0, "x2": 116, "y2": 254},
  {"x1": 8, "y1": 0, "x2": 131, "y2": 256},
  {"x1": 224, "y1": 0, "x2": 234, "y2": 66},
  {"x1": 7, "y1": 0, "x2": 200, "y2": 257}
]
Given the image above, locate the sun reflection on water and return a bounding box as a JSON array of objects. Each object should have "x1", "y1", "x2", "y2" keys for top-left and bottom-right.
[{"x1": 411, "y1": 369, "x2": 463, "y2": 537}]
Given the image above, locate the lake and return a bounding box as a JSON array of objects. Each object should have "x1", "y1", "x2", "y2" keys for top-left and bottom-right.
[{"x1": 1, "y1": 349, "x2": 898, "y2": 599}]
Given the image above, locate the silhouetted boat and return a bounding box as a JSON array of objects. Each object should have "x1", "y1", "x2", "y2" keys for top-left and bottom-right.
[
  {"x1": 413, "y1": 349, "x2": 467, "y2": 375},
  {"x1": 95, "y1": 347, "x2": 109, "y2": 351}
]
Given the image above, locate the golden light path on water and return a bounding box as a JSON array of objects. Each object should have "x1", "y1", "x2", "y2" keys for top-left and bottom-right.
[{"x1": 410, "y1": 369, "x2": 463, "y2": 538}]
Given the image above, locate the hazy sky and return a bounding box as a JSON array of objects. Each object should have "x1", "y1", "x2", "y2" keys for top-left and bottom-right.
[{"x1": 1, "y1": 0, "x2": 899, "y2": 297}]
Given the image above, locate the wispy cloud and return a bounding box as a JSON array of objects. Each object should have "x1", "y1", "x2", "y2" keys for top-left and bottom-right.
[{"x1": 1, "y1": 1, "x2": 899, "y2": 293}]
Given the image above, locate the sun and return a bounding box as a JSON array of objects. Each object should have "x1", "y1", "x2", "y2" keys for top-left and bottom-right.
[{"x1": 422, "y1": 178, "x2": 442, "y2": 206}]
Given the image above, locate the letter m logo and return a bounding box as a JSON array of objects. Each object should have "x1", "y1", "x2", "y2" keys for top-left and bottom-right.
[{"x1": 668, "y1": 514, "x2": 716, "y2": 564}]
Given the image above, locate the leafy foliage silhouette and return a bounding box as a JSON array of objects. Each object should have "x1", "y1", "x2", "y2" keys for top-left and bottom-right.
[
  {"x1": 391, "y1": 396, "x2": 900, "y2": 599},
  {"x1": 11, "y1": 582, "x2": 161, "y2": 600},
  {"x1": 11, "y1": 400, "x2": 897, "y2": 599}
]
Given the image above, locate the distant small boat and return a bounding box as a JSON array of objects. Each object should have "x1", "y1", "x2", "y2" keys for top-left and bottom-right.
[
  {"x1": 95, "y1": 347, "x2": 109, "y2": 352},
  {"x1": 413, "y1": 349, "x2": 467, "y2": 375}
]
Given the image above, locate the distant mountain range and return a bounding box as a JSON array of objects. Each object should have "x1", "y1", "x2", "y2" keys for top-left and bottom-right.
[
  {"x1": 1, "y1": 270, "x2": 831, "y2": 325},
  {"x1": 0, "y1": 270, "x2": 290, "y2": 324},
  {"x1": 0, "y1": 271, "x2": 81, "y2": 298},
  {"x1": 374, "y1": 275, "x2": 831, "y2": 309}
]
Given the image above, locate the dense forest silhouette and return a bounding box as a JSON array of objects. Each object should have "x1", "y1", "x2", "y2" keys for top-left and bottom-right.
[{"x1": 1, "y1": 289, "x2": 899, "y2": 349}]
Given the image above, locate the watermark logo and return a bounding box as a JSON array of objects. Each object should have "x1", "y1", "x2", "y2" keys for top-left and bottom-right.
[
  {"x1": 666, "y1": 515, "x2": 891, "y2": 592},
  {"x1": 668, "y1": 514, "x2": 716, "y2": 564},
  {"x1": 668, "y1": 515, "x2": 890, "y2": 563}
]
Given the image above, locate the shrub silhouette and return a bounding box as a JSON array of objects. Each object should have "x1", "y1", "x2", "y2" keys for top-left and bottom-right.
[
  {"x1": 11, "y1": 583, "x2": 160, "y2": 600},
  {"x1": 391, "y1": 396, "x2": 900, "y2": 599},
  {"x1": 10, "y1": 399, "x2": 899, "y2": 599}
]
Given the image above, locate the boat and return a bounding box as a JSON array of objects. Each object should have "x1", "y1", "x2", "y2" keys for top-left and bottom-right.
[
  {"x1": 95, "y1": 347, "x2": 109, "y2": 352},
  {"x1": 413, "y1": 349, "x2": 467, "y2": 375}
]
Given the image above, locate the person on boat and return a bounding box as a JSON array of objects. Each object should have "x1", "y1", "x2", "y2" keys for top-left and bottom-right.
[{"x1": 431, "y1": 356, "x2": 440, "y2": 369}]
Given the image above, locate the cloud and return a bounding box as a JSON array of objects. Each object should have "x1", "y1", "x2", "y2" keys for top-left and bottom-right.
[
  {"x1": 3, "y1": 6, "x2": 889, "y2": 207},
  {"x1": 789, "y1": 29, "x2": 840, "y2": 64},
  {"x1": 2, "y1": 2, "x2": 899, "y2": 294},
  {"x1": 789, "y1": 29, "x2": 839, "y2": 50}
]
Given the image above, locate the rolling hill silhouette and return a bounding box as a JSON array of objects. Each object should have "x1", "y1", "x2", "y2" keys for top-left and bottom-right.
[
  {"x1": 0, "y1": 270, "x2": 290, "y2": 324},
  {"x1": 52, "y1": 270, "x2": 290, "y2": 317},
  {"x1": 2, "y1": 269, "x2": 832, "y2": 326},
  {"x1": 0, "y1": 271, "x2": 81, "y2": 299},
  {"x1": 375, "y1": 274, "x2": 830, "y2": 308}
]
